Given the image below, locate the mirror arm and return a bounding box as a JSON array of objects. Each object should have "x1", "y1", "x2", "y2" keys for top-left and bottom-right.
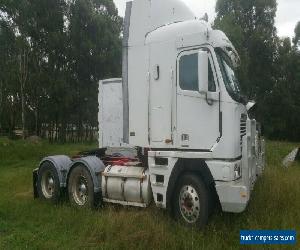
[
  {"x1": 205, "y1": 93, "x2": 213, "y2": 106},
  {"x1": 205, "y1": 91, "x2": 219, "y2": 105}
]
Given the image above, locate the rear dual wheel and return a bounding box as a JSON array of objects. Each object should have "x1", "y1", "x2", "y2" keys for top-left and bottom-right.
[
  {"x1": 67, "y1": 164, "x2": 97, "y2": 209},
  {"x1": 37, "y1": 162, "x2": 61, "y2": 203}
]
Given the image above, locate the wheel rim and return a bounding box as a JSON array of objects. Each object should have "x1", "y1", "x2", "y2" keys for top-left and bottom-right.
[
  {"x1": 41, "y1": 170, "x2": 55, "y2": 199},
  {"x1": 179, "y1": 185, "x2": 200, "y2": 223},
  {"x1": 71, "y1": 174, "x2": 89, "y2": 206}
]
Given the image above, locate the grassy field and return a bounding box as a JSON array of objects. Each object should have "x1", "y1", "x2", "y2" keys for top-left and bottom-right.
[{"x1": 0, "y1": 138, "x2": 299, "y2": 249}]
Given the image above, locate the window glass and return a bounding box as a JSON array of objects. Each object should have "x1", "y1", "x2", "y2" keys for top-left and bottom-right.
[
  {"x1": 208, "y1": 61, "x2": 216, "y2": 92},
  {"x1": 215, "y1": 48, "x2": 243, "y2": 102},
  {"x1": 179, "y1": 52, "x2": 216, "y2": 92},
  {"x1": 179, "y1": 53, "x2": 198, "y2": 91}
]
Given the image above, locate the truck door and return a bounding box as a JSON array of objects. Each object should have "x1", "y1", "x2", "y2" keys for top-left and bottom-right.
[{"x1": 176, "y1": 49, "x2": 220, "y2": 150}]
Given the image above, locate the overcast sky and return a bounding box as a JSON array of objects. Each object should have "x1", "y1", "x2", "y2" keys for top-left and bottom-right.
[{"x1": 113, "y1": 0, "x2": 300, "y2": 39}]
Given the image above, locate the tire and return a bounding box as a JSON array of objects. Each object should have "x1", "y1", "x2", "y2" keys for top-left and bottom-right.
[
  {"x1": 68, "y1": 164, "x2": 96, "y2": 209},
  {"x1": 172, "y1": 174, "x2": 209, "y2": 228},
  {"x1": 37, "y1": 161, "x2": 61, "y2": 203}
]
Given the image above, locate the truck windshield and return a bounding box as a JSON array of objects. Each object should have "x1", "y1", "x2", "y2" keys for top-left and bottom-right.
[{"x1": 215, "y1": 48, "x2": 244, "y2": 103}]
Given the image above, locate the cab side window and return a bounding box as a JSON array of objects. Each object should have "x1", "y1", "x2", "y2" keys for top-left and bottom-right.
[
  {"x1": 179, "y1": 53, "x2": 198, "y2": 91},
  {"x1": 179, "y1": 52, "x2": 216, "y2": 92}
]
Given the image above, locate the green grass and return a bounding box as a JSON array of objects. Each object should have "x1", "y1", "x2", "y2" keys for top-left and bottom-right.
[{"x1": 0, "y1": 138, "x2": 299, "y2": 249}]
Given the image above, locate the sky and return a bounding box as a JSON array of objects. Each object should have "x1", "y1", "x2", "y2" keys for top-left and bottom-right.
[{"x1": 113, "y1": 0, "x2": 300, "y2": 39}]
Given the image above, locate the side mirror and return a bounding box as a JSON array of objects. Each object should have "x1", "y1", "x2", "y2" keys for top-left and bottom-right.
[
  {"x1": 198, "y1": 51, "x2": 208, "y2": 94},
  {"x1": 246, "y1": 101, "x2": 256, "y2": 111}
]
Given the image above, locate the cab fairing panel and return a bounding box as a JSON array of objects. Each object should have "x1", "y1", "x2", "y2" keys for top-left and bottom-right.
[
  {"x1": 145, "y1": 20, "x2": 211, "y2": 45},
  {"x1": 127, "y1": 44, "x2": 150, "y2": 147},
  {"x1": 149, "y1": 40, "x2": 176, "y2": 147},
  {"x1": 127, "y1": 0, "x2": 196, "y2": 148},
  {"x1": 129, "y1": 0, "x2": 195, "y2": 46}
]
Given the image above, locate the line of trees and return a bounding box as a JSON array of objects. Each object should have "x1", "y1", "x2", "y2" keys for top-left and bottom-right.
[
  {"x1": 215, "y1": 0, "x2": 300, "y2": 141},
  {"x1": 0, "y1": 0, "x2": 299, "y2": 142},
  {"x1": 0, "y1": 0, "x2": 122, "y2": 142}
]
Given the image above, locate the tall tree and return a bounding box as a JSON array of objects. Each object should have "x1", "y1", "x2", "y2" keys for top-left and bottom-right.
[
  {"x1": 0, "y1": 20, "x2": 19, "y2": 135},
  {"x1": 214, "y1": 0, "x2": 278, "y2": 132},
  {"x1": 293, "y1": 21, "x2": 300, "y2": 47},
  {"x1": 18, "y1": 43, "x2": 29, "y2": 138},
  {"x1": 263, "y1": 36, "x2": 300, "y2": 140},
  {"x1": 215, "y1": 0, "x2": 277, "y2": 98},
  {"x1": 67, "y1": 0, "x2": 122, "y2": 141},
  {"x1": 0, "y1": 0, "x2": 122, "y2": 141}
]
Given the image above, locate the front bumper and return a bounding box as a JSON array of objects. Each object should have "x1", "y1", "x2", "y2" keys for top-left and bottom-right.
[
  {"x1": 216, "y1": 119, "x2": 265, "y2": 213},
  {"x1": 215, "y1": 179, "x2": 249, "y2": 213}
]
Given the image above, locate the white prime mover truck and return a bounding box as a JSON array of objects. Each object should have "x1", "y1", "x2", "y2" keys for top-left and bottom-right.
[{"x1": 33, "y1": 0, "x2": 265, "y2": 228}]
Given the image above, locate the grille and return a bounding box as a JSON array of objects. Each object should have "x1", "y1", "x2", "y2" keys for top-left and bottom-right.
[{"x1": 240, "y1": 115, "x2": 247, "y2": 147}]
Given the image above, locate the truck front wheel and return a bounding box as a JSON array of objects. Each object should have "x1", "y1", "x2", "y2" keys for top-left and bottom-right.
[
  {"x1": 173, "y1": 174, "x2": 209, "y2": 228},
  {"x1": 68, "y1": 164, "x2": 95, "y2": 209}
]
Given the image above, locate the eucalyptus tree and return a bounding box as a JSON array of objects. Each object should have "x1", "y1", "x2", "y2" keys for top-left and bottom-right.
[
  {"x1": 214, "y1": 0, "x2": 278, "y2": 137},
  {"x1": 0, "y1": 0, "x2": 122, "y2": 141},
  {"x1": 67, "y1": 0, "x2": 122, "y2": 141},
  {"x1": 214, "y1": 0, "x2": 278, "y2": 100},
  {"x1": 0, "y1": 20, "x2": 19, "y2": 135},
  {"x1": 293, "y1": 21, "x2": 300, "y2": 47}
]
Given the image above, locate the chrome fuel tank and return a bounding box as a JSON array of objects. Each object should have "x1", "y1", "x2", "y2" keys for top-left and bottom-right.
[{"x1": 101, "y1": 165, "x2": 152, "y2": 207}]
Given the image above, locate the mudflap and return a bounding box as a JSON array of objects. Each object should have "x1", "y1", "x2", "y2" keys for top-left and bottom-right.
[{"x1": 33, "y1": 168, "x2": 39, "y2": 199}]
